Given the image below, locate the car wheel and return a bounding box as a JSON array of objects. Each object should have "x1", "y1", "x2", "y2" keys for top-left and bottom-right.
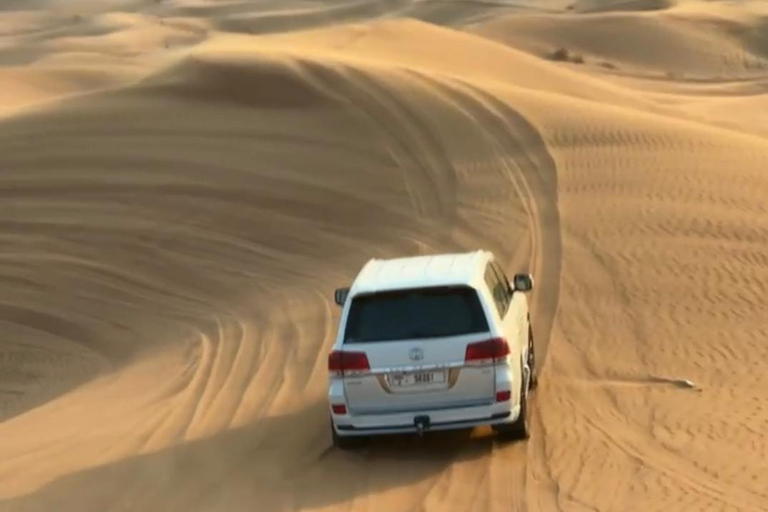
[{"x1": 528, "y1": 322, "x2": 538, "y2": 390}]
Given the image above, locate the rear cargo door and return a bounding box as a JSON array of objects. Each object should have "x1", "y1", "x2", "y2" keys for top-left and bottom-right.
[{"x1": 340, "y1": 286, "x2": 497, "y2": 414}]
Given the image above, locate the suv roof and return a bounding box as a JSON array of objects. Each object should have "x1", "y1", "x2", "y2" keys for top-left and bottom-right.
[{"x1": 350, "y1": 250, "x2": 492, "y2": 296}]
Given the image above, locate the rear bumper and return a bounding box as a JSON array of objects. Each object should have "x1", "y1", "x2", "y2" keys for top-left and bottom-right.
[{"x1": 332, "y1": 402, "x2": 520, "y2": 437}]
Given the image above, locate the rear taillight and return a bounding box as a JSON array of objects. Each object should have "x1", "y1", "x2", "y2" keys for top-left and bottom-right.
[
  {"x1": 495, "y1": 390, "x2": 511, "y2": 402},
  {"x1": 331, "y1": 404, "x2": 347, "y2": 414},
  {"x1": 328, "y1": 350, "x2": 370, "y2": 376},
  {"x1": 328, "y1": 351, "x2": 344, "y2": 375},
  {"x1": 465, "y1": 337, "x2": 510, "y2": 364}
]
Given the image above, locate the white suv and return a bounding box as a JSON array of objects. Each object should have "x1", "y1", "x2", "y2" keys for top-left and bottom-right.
[{"x1": 327, "y1": 250, "x2": 537, "y2": 449}]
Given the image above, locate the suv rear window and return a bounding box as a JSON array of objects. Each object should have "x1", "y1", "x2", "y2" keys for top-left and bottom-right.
[{"x1": 343, "y1": 286, "x2": 489, "y2": 343}]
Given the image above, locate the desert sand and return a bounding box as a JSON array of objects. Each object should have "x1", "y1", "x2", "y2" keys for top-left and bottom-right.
[{"x1": 1, "y1": 0, "x2": 767, "y2": 510}]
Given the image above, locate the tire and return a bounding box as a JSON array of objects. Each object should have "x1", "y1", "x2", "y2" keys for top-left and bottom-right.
[
  {"x1": 527, "y1": 322, "x2": 538, "y2": 390},
  {"x1": 494, "y1": 362, "x2": 531, "y2": 441},
  {"x1": 331, "y1": 421, "x2": 367, "y2": 450}
]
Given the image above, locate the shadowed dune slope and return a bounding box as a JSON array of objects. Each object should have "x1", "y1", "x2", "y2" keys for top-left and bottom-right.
[{"x1": 1, "y1": 1, "x2": 768, "y2": 511}]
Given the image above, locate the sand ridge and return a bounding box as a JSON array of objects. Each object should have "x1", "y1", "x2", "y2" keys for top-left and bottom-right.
[{"x1": 1, "y1": 0, "x2": 767, "y2": 510}]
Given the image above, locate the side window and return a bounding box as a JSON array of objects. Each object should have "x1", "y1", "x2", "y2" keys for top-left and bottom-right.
[
  {"x1": 490, "y1": 261, "x2": 513, "y2": 299},
  {"x1": 484, "y1": 263, "x2": 509, "y2": 317}
]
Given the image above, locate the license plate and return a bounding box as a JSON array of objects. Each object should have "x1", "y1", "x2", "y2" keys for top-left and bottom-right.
[{"x1": 388, "y1": 370, "x2": 446, "y2": 388}]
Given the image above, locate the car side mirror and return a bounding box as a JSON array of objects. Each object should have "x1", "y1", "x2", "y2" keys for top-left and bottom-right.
[
  {"x1": 334, "y1": 287, "x2": 350, "y2": 306},
  {"x1": 512, "y1": 273, "x2": 534, "y2": 292}
]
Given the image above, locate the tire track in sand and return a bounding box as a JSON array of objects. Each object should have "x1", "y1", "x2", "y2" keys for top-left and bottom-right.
[
  {"x1": 299, "y1": 60, "x2": 457, "y2": 222},
  {"x1": 409, "y1": 72, "x2": 561, "y2": 368},
  {"x1": 303, "y1": 61, "x2": 562, "y2": 510},
  {"x1": 414, "y1": 75, "x2": 562, "y2": 512}
]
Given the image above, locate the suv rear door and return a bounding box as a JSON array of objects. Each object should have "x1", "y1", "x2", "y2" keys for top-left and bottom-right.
[{"x1": 339, "y1": 286, "x2": 499, "y2": 414}]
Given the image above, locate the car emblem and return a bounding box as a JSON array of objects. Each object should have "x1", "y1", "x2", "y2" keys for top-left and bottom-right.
[{"x1": 409, "y1": 347, "x2": 424, "y2": 361}]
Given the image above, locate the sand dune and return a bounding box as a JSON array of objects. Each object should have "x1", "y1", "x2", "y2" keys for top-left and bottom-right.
[
  {"x1": 475, "y1": 7, "x2": 768, "y2": 77},
  {"x1": 1, "y1": 0, "x2": 767, "y2": 511}
]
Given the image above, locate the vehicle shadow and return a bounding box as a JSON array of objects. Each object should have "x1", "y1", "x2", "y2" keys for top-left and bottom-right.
[{"x1": 2, "y1": 401, "x2": 504, "y2": 512}]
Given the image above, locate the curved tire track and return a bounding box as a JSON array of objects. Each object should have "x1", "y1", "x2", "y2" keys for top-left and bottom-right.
[
  {"x1": 306, "y1": 60, "x2": 562, "y2": 510},
  {"x1": 429, "y1": 77, "x2": 562, "y2": 512}
]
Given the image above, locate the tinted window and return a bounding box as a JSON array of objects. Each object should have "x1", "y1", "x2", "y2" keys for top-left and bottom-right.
[
  {"x1": 484, "y1": 265, "x2": 507, "y2": 317},
  {"x1": 343, "y1": 286, "x2": 489, "y2": 343},
  {"x1": 491, "y1": 261, "x2": 513, "y2": 308},
  {"x1": 491, "y1": 261, "x2": 512, "y2": 297}
]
